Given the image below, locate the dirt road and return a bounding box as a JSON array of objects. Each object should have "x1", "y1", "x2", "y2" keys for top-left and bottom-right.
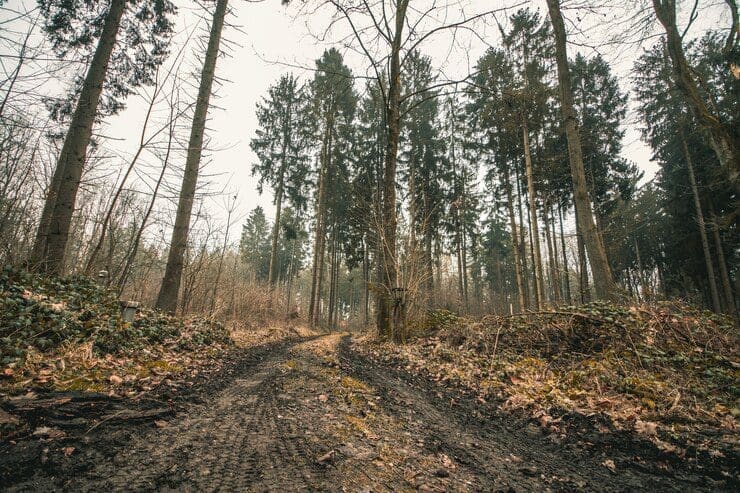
[{"x1": 1, "y1": 334, "x2": 733, "y2": 491}]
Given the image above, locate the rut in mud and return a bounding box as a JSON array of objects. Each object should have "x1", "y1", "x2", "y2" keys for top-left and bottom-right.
[{"x1": 1, "y1": 334, "x2": 734, "y2": 492}]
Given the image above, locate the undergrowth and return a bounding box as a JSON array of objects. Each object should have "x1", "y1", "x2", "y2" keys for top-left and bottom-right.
[
  {"x1": 361, "y1": 301, "x2": 738, "y2": 455},
  {"x1": 0, "y1": 267, "x2": 232, "y2": 395}
]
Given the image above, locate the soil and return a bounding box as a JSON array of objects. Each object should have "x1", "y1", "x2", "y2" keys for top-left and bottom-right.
[{"x1": 0, "y1": 334, "x2": 736, "y2": 492}]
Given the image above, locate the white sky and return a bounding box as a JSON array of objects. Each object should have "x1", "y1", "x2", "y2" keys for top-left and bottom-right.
[{"x1": 1, "y1": 0, "x2": 731, "y2": 240}]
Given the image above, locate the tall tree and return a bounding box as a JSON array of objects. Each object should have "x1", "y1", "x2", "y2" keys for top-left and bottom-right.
[
  {"x1": 240, "y1": 206, "x2": 271, "y2": 281},
  {"x1": 651, "y1": 0, "x2": 739, "y2": 186},
  {"x1": 30, "y1": 0, "x2": 175, "y2": 274},
  {"x1": 545, "y1": 0, "x2": 619, "y2": 300},
  {"x1": 156, "y1": 0, "x2": 228, "y2": 313},
  {"x1": 307, "y1": 49, "x2": 356, "y2": 327},
  {"x1": 250, "y1": 74, "x2": 312, "y2": 288}
]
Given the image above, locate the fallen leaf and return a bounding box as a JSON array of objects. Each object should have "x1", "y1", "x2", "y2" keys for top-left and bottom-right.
[
  {"x1": 109, "y1": 375, "x2": 123, "y2": 385},
  {"x1": 154, "y1": 420, "x2": 168, "y2": 428},
  {"x1": 33, "y1": 427, "x2": 66, "y2": 439},
  {"x1": 0, "y1": 409, "x2": 19, "y2": 426},
  {"x1": 634, "y1": 420, "x2": 658, "y2": 436}
]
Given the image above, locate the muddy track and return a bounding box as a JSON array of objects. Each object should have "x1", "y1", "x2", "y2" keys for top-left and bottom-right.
[
  {"x1": 337, "y1": 336, "x2": 733, "y2": 492},
  {"x1": 1, "y1": 334, "x2": 734, "y2": 492}
]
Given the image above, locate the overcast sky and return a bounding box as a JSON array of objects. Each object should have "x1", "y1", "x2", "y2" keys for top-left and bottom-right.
[{"x1": 2, "y1": 0, "x2": 730, "y2": 240}]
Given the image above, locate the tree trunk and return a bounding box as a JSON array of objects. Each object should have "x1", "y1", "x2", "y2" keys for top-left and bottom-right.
[
  {"x1": 362, "y1": 234, "x2": 369, "y2": 325},
  {"x1": 268, "y1": 181, "x2": 284, "y2": 287},
  {"x1": 376, "y1": 0, "x2": 408, "y2": 342},
  {"x1": 558, "y1": 201, "x2": 572, "y2": 304},
  {"x1": 503, "y1": 163, "x2": 526, "y2": 312},
  {"x1": 573, "y1": 200, "x2": 590, "y2": 303},
  {"x1": 31, "y1": 0, "x2": 127, "y2": 274},
  {"x1": 546, "y1": 0, "x2": 618, "y2": 301},
  {"x1": 285, "y1": 239, "x2": 296, "y2": 317},
  {"x1": 209, "y1": 205, "x2": 233, "y2": 317},
  {"x1": 155, "y1": 0, "x2": 228, "y2": 313},
  {"x1": 708, "y1": 203, "x2": 735, "y2": 315},
  {"x1": 310, "y1": 120, "x2": 331, "y2": 326},
  {"x1": 652, "y1": 0, "x2": 739, "y2": 186},
  {"x1": 522, "y1": 122, "x2": 545, "y2": 309},
  {"x1": 515, "y1": 163, "x2": 530, "y2": 308},
  {"x1": 118, "y1": 101, "x2": 175, "y2": 293},
  {"x1": 544, "y1": 202, "x2": 561, "y2": 303},
  {"x1": 680, "y1": 130, "x2": 722, "y2": 313}
]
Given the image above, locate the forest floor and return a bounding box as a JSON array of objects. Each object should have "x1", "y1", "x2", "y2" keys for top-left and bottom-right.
[{"x1": 1, "y1": 329, "x2": 737, "y2": 492}]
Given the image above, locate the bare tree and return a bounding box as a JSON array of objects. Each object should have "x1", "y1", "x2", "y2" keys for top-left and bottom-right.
[{"x1": 156, "y1": 0, "x2": 229, "y2": 313}]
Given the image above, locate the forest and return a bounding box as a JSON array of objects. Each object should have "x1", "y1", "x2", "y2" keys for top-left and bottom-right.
[{"x1": 0, "y1": 0, "x2": 738, "y2": 491}]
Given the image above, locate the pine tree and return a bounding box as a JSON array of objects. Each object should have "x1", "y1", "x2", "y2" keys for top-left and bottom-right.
[
  {"x1": 240, "y1": 207, "x2": 271, "y2": 281},
  {"x1": 156, "y1": 0, "x2": 228, "y2": 313},
  {"x1": 250, "y1": 73, "x2": 313, "y2": 288},
  {"x1": 31, "y1": 0, "x2": 175, "y2": 274}
]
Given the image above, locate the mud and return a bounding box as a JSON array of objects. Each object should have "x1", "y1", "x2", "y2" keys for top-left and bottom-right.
[{"x1": 0, "y1": 334, "x2": 735, "y2": 491}]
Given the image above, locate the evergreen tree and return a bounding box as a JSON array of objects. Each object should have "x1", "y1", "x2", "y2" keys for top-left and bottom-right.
[
  {"x1": 307, "y1": 48, "x2": 357, "y2": 327},
  {"x1": 250, "y1": 73, "x2": 313, "y2": 287},
  {"x1": 240, "y1": 206, "x2": 271, "y2": 281},
  {"x1": 31, "y1": 0, "x2": 175, "y2": 274}
]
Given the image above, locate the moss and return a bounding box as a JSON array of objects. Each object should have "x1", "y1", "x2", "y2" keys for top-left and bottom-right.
[
  {"x1": 143, "y1": 359, "x2": 182, "y2": 373},
  {"x1": 340, "y1": 376, "x2": 371, "y2": 392}
]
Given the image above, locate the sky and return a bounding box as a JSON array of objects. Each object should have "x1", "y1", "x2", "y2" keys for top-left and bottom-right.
[
  {"x1": 1, "y1": 0, "x2": 729, "y2": 241},
  {"x1": 103, "y1": 0, "x2": 661, "y2": 230}
]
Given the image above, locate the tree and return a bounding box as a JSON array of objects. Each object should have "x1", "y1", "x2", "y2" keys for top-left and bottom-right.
[
  {"x1": 156, "y1": 0, "x2": 228, "y2": 313},
  {"x1": 634, "y1": 38, "x2": 736, "y2": 312},
  {"x1": 307, "y1": 48, "x2": 357, "y2": 327},
  {"x1": 30, "y1": 0, "x2": 175, "y2": 274},
  {"x1": 250, "y1": 74, "x2": 313, "y2": 288},
  {"x1": 240, "y1": 206, "x2": 271, "y2": 281},
  {"x1": 545, "y1": 0, "x2": 619, "y2": 300},
  {"x1": 651, "y1": 0, "x2": 739, "y2": 186}
]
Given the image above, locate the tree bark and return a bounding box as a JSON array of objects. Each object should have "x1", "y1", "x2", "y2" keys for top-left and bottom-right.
[
  {"x1": 680, "y1": 129, "x2": 722, "y2": 313},
  {"x1": 652, "y1": 0, "x2": 739, "y2": 186},
  {"x1": 155, "y1": 0, "x2": 228, "y2": 313},
  {"x1": 31, "y1": 0, "x2": 127, "y2": 274},
  {"x1": 376, "y1": 0, "x2": 408, "y2": 342},
  {"x1": 522, "y1": 122, "x2": 545, "y2": 309},
  {"x1": 546, "y1": 0, "x2": 619, "y2": 301}
]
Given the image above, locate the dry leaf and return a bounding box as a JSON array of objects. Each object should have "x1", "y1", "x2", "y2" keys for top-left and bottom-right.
[
  {"x1": 109, "y1": 375, "x2": 123, "y2": 385},
  {"x1": 154, "y1": 420, "x2": 168, "y2": 428},
  {"x1": 635, "y1": 420, "x2": 658, "y2": 436}
]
